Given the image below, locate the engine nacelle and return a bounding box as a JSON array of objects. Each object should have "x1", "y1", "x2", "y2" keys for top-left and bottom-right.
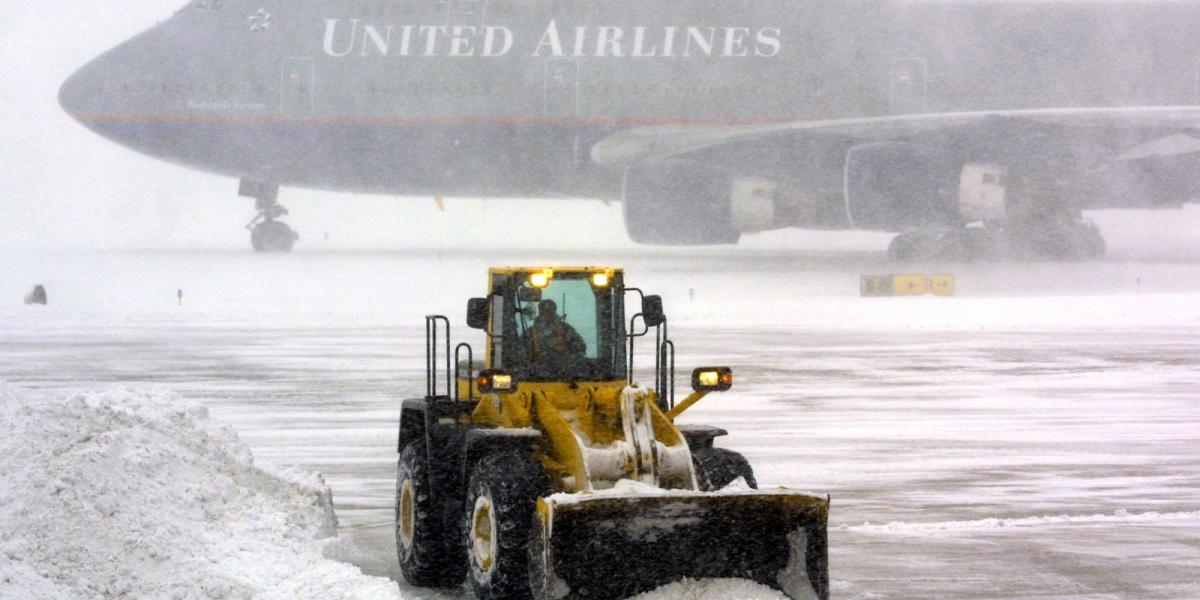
[
  {"x1": 958, "y1": 163, "x2": 1008, "y2": 222},
  {"x1": 621, "y1": 159, "x2": 743, "y2": 245},
  {"x1": 843, "y1": 142, "x2": 962, "y2": 231},
  {"x1": 622, "y1": 159, "x2": 847, "y2": 245},
  {"x1": 843, "y1": 143, "x2": 1019, "y2": 230}
]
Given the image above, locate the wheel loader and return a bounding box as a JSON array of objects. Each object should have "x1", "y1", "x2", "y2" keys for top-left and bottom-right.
[{"x1": 395, "y1": 267, "x2": 829, "y2": 600}]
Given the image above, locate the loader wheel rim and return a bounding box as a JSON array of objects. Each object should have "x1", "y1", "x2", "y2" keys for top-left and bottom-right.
[
  {"x1": 470, "y1": 495, "x2": 497, "y2": 575},
  {"x1": 398, "y1": 478, "x2": 415, "y2": 552}
]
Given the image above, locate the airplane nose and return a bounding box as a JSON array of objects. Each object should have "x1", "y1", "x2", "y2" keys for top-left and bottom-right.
[
  {"x1": 57, "y1": 22, "x2": 190, "y2": 152},
  {"x1": 58, "y1": 55, "x2": 106, "y2": 122},
  {"x1": 58, "y1": 29, "x2": 159, "y2": 137}
]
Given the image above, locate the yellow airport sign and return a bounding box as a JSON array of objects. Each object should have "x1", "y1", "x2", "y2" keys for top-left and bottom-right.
[{"x1": 861, "y1": 274, "x2": 956, "y2": 297}]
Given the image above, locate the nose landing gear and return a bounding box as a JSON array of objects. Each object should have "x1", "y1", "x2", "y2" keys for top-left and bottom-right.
[
  {"x1": 247, "y1": 208, "x2": 299, "y2": 253},
  {"x1": 240, "y1": 179, "x2": 298, "y2": 253}
]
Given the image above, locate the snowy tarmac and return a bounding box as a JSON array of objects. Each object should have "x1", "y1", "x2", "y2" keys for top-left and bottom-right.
[{"x1": 3, "y1": 248, "x2": 1200, "y2": 599}]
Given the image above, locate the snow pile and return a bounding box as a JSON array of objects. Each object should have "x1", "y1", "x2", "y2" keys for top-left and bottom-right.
[
  {"x1": 628, "y1": 578, "x2": 788, "y2": 600},
  {"x1": 0, "y1": 382, "x2": 399, "y2": 600}
]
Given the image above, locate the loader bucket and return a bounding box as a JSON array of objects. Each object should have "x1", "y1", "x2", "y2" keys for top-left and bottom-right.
[{"x1": 529, "y1": 490, "x2": 829, "y2": 600}]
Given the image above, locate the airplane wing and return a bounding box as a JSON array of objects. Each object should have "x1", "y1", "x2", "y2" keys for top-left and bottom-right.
[
  {"x1": 603, "y1": 106, "x2": 1200, "y2": 246},
  {"x1": 591, "y1": 107, "x2": 1200, "y2": 169}
]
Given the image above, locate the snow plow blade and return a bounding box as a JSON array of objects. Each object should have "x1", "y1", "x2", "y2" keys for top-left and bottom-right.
[{"x1": 530, "y1": 490, "x2": 829, "y2": 600}]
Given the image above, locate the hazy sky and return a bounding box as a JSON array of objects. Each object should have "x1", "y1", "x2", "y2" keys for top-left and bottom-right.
[{"x1": 0, "y1": 2, "x2": 1196, "y2": 256}]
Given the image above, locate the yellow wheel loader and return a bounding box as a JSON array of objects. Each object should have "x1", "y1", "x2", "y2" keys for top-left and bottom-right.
[{"x1": 395, "y1": 267, "x2": 829, "y2": 600}]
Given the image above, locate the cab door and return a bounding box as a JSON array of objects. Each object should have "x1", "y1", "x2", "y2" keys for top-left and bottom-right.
[
  {"x1": 889, "y1": 57, "x2": 928, "y2": 114},
  {"x1": 280, "y1": 57, "x2": 314, "y2": 116},
  {"x1": 543, "y1": 58, "x2": 580, "y2": 118}
]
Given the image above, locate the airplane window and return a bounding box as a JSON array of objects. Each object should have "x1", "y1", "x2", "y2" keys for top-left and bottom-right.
[{"x1": 192, "y1": 0, "x2": 224, "y2": 10}]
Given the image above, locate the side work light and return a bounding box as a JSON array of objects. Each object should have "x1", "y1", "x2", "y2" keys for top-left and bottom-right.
[
  {"x1": 477, "y1": 369, "x2": 518, "y2": 394},
  {"x1": 691, "y1": 367, "x2": 733, "y2": 392}
]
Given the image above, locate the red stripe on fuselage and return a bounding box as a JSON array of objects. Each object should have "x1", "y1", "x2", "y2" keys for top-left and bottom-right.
[{"x1": 68, "y1": 113, "x2": 813, "y2": 127}]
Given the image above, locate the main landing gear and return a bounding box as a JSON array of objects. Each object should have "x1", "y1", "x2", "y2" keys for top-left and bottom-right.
[
  {"x1": 240, "y1": 180, "x2": 298, "y2": 253},
  {"x1": 888, "y1": 216, "x2": 1106, "y2": 263}
]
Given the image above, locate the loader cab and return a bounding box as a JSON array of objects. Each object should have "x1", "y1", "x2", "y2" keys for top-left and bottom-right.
[{"x1": 478, "y1": 268, "x2": 628, "y2": 383}]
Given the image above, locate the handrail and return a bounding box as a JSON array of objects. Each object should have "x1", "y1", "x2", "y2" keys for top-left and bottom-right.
[
  {"x1": 455, "y1": 342, "x2": 474, "y2": 403},
  {"x1": 658, "y1": 339, "x2": 676, "y2": 410},
  {"x1": 425, "y1": 315, "x2": 451, "y2": 399}
]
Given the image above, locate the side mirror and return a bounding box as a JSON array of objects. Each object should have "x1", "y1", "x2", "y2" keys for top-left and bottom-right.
[
  {"x1": 642, "y1": 295, "x2": 665, "y2": 328},
  {"x1": 467, "y1": 297, "x2": 489, "y2": 330},
  {"x1": 692, "y1": 367, "x2": 733, "y2": 392}
]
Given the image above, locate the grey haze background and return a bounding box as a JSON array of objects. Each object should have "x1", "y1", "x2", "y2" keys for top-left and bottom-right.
[{"x1": 1, "y1": 1, "x2": 1198, "y2": 255}]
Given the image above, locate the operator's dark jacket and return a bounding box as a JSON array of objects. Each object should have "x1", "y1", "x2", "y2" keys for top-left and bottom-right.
[{"x1": 527, "y1": 317, "x2": 587, "y2": 369}]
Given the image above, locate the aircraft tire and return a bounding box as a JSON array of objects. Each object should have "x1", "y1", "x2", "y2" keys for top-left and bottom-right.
[
  {"x1": 888, "y1": 230, "x2": 968, "y2": 263},
  {"x1": 1068, "y1": 220, "x2": 1107, "y2": 260},
  {"x1": 251, "y1": 220, "x2": 298, "y2": 253},
  {"x1": 1012, "y1": 217, "x2": 1106, "y2": 261}
]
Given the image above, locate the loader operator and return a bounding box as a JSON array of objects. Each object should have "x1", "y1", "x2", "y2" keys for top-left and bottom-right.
[{"x1": 524, "y1": 299, "x2": 588, "y2": 379}]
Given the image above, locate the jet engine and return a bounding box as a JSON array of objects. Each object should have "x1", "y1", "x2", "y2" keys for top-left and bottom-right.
[
  {"x1": 621, "y1": 143, "x2": 1015, "y2": 245},
  {"x1": 842, "y1": 142, "x2": 964, "y2": 231},
  {"x1": 622, "y1": 159, "x2": 743, "y2": 245},
  {"x1": 622, "y1": 158, "x2": 847, "y2": 245}
]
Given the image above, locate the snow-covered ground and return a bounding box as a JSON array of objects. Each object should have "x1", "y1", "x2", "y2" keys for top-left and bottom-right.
[{"x1": 2, "y1": 248, "x2": 1200, "y2": 599}]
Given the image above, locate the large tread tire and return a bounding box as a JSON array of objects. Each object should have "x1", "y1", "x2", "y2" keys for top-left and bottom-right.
[
  {"x1": 464, "y1": 452, "x2": 549, "y2": 600},
  {"x1": 692, "y1": 447, "x2": 758, "y2": 491},
  {"x1": 395, "y1": 441, "x2": 465, "y2": 587}
]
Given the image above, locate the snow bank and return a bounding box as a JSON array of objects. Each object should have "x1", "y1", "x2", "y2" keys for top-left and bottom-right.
[
  {"x1": 627, "y1": 578, "x2": 788, "y2": 600},
  {"x1": 0, "y1": 382, "x2": 399, "y2": 600}
]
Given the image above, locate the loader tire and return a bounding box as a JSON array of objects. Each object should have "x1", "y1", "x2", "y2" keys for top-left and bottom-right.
[
  {"x1": 395, "y1": 441, "x2": 465, "y2": 587},
  {"x1": 692, "y1": 447, "x2": 758, "y2": 491},
  {"x1": 464, "y1": 451, "x2": 549, "y2": 600}
]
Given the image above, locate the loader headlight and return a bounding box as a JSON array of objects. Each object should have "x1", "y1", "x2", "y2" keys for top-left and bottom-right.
[
  {"x1": 591, "y1": 272, "x2": 611, "y2": 288},
  {"x1": 477, "y1": 369, "x2": 517, "y2": 394},
  {"x1": 692, "y1": 367, "x2": 733, "y2": 392},
  {"x1": 529, "y1": 270, "x2": 553, "y2": 288}
]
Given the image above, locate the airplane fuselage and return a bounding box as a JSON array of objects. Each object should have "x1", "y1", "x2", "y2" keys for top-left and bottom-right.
[{"x1": 60, "y1": 1, "x2": 1200, "y2": 201}]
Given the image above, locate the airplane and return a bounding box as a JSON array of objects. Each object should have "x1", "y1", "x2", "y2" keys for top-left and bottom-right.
[{"x1": 58, "y1": 0, "x2": 1200, "y2": 259}]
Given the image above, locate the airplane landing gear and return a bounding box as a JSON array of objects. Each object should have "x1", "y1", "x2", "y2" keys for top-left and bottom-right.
[
  {"x1": 1010, "y1": 216, "x2": 1105, "y2": 261},
  {"x1": 888, "y1": 217, "x2": 1105, "y2": 263},
  {"x1": 887, "y1": 229, "x2": 971, "y2": 262},
  {"x1": 248, "y1": 210, "x2": 299, "y2": 253},
  {"x1": 241, "y1": 180, "x2": 298, "y2": 253}
]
